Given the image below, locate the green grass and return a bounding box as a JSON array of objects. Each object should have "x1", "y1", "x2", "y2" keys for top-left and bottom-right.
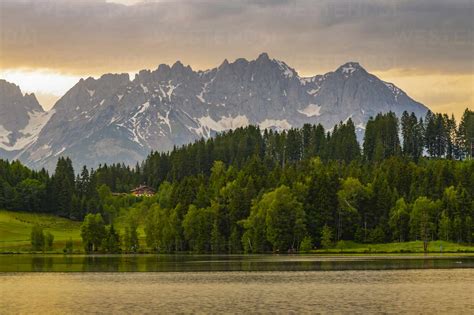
[
  {"x1": 0, "y1": 210, "x2": 82, "y2": 253},
  {"x1": 311, "y1": 240, "x2": 474, "y2": 254},
  {"x1": 0, "y1": 209, "x2": 147, "y2": 253}
]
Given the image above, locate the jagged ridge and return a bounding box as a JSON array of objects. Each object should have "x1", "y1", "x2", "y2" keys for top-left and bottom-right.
[{"x1": 0, "y1": 53, "x2": 429, "y2": 170}]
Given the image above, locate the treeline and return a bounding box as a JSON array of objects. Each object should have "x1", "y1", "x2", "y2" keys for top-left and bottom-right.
[
  {"x1": 0, "y1": 109, "x2": 473, "y2": 252},
  {"x1": 141, "y1": 158, "x2": 472, "y2": 253},
  {"x1": 0, "y1": 157, "x2": 140, "y2": 221},
  {"x1": 140, "y1": 108, "x2": 473, "y2": 185}
]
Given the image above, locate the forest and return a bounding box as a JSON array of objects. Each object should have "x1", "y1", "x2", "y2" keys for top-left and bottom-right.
[{"x1": 0, "y1": 109, "x2": 473, "y2": 253}]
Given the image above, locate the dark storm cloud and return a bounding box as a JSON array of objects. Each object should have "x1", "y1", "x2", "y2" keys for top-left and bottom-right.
[{"x1": 0, "y1": 0, "x2": 472, "y2": 75}]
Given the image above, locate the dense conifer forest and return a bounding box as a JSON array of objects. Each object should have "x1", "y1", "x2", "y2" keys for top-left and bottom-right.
[{"x1": 1, "y1": 109, "x2": 473, "y2": 253}]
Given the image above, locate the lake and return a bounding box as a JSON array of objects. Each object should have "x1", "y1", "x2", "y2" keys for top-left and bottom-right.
[
  {"x1": 1, "y1": 254, "x2": 473, "y2": 272},
  {"x1": 1, "y1": 255, "x2": 473, "y2": 313}
]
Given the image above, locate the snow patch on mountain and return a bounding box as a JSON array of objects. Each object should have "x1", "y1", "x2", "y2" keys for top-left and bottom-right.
[
  {"x1": 307, "y1": 88, "x2": 320, "y2": 95},
  {"x1": 259, "y1": 119, "x2": 292, "y2": 130},
  {"x1": 0, "y1": 110, "x2": 54, "y2": 151},
  {"x1": 298, "y1": 104, "x2": 321, "y2": 117},
  {"x1": 198, "y1": 115, "x2": 250, "y2": 133},
  {"x1": 383, "y1": 81, "x2": 403, "y2": 101},
  {"x1": 0, "y1": 125, "x2": 10, "y2": 148},
  {"x1": 299, "y1": 77, "x2": 314, "y2": 85},
  {"x1": 341, "y1": 63, "x2": 358, "y2": 75},
  {"x1": 157, "y1": 111, "x2": 172, "y2": 133}
]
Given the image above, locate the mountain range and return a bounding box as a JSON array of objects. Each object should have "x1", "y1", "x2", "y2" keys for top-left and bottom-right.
[{"x1": 0, "y1": 53, "x2": 428, "y2": 171}]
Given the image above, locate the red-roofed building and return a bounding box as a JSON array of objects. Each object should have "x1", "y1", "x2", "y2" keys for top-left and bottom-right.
[{"x1": 130, "y1": 185, "x2": 155, "y2": 197}]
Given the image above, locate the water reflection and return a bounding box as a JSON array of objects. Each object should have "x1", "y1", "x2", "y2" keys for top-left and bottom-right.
[
  {"x1": 31, "y1": 256, "x2": 53, "y2": 272},
  {"x1": 0, "y1": 254, "x2": 472, "y2": 272}
]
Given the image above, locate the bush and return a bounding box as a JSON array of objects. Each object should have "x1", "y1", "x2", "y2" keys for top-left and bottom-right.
[
  {"x1": 30, "y1": 224, "x2": 44, "y2": 251},
  {"x1": 336, "y1": 240, "x2": 346, "y2": 250},
  {"x1": 45, "y1": 232, "x2": 54, "y2": 251},
  {"x1": 368, "y1": 226, "x2": 385, "y2": 243},
  {"x1": 299, "y1": 236, "x2": 312, "y2": 253},
  {"x1": 321, "y1": 225, "x2": 333, "y2": 249}
]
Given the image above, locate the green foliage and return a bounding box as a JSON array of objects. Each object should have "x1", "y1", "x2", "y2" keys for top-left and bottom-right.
[
  {"x1": 336, "y1": 240, "x2": 347, "y2": 250},
  {"x1": 102, "y1": 224, "x2": 121, "y2": 253},
  {"x1": 321, "y1": 225, "x2": 333, "y2": 249},
  {"x1": 51, "y1": 157, "x2": 75, "y2": 217},
  {"x1": 123, "y1": 208, "x2": 140, "y2": 253},
  {"x1": 364, "y1": 112, "x2": 401, "y2": 162},
  {"x1": 80, "y1": 213, "x2": 106, "y2": 252},
  {"x1": 401, "y1": 111, "x2": 424, "y2": 161},
  {"x1": 299, "y1": 236, "x2": 313, "y2": 253},
  {"x1": 337, "y1": 177, "x2": 369, "y2": 240},
  {"x1": 145, "y1": 204, "x2": 180, "y2": 252},
  {"x1": 410, "y1": 197, "x2": 439, "y2": 251},
  {"x1": 457, "y1": 109, "x2": 474, "y2": 159},
  {"x1": 265, "y1": 186, "x2": 306, "y2": 252},
  {"x1": 44, "y1": 232, "x2": 54, "y2": 251},
  {"x1": 439, "y1": 211, "x2": 451, "y2": 241},
  {"x1": 368, "y1": 225, "x2": 386, "y2": 243},
  {"x1": 327, "y1": 119, "x2": 361, "y2": 162},
  {"x1": 30, "y1": 224, "x2": 44, "y2": 251},
  {"x1": 242, "y1": 186, "x2": 305, "y2": 253},
  {"x1": 16, "y1": 179, "x2": 46, "y2": 212},
  {"x1": 389, "y1": 198, "x2": 410, "y2": 242},
  {"x1": 182, "y1": 205, "x2": 215, "y2": 252}
]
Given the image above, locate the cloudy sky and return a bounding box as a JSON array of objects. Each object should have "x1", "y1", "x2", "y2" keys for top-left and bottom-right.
[{"x1": 0, "y1": 0, "x2": 472, "y2": 117}]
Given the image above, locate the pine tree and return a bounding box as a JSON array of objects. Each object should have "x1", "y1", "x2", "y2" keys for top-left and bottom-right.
[
  {"x1": 457, "y1": 109, "x2": 474, "y2": 159},
  {"x1": 401, "y1": 111, "x2": 424, "y2": 161},
  {"x1": 363, "y1": 112, "x2": 400, "y2": 162},
  {"x1": 424, "y1": 111, "x2": 437, "y2": 157},
  {"x1": 50, "y1": 157, "x2": 76, "y2": 217}
]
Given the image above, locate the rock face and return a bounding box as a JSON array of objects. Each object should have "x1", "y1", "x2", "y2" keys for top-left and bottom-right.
[
  {"x1": 3, "y1": 53, "x2": 429, "y2": 171},
  {"x1": 0, "y1": 80, "x2": 53, "y2": 159}
]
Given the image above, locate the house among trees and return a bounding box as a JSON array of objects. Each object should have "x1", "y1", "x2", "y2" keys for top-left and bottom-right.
[{"x1": 130, "y1": 185, "x2": 155, "y2": 197}]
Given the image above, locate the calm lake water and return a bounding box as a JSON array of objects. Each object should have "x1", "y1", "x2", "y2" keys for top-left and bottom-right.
[
  {"x1": 1, "y1": 269, "x2": 473, "y2": 313},
  {"x1": 0, "y1": 254, "x2": 473, "y2": 272},
  {"x1": 1, "y1": 255, "x2": 473, "y2": 313}
]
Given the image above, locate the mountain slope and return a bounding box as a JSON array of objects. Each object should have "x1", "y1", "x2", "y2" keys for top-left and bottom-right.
[
  {"x1": 0, "y1": 80, "x2": 53, "y2": 159},
  {"x1": 11, "y1": 54, "x2": 428, "y2": 170}
]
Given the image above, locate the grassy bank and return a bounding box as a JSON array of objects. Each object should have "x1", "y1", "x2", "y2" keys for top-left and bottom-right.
[
  {"x1": 0, "y1": 210, "x2": 82, "y2": 252},
  {"x1": 1, "y1": 210, "x2": 473, "y2": 254},
  {"x1": 311, "y1": 240, "x2": 474, "y2": 254}
]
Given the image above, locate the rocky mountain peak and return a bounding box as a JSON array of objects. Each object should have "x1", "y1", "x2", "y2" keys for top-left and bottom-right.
[
  {"x1": 218, "y1": 59, "x2": 230, "y2": 69},
  {"x1": 256, "y1": 52, "x2": 270, "y2": 62},
  {"x1": 0, "y1": 79, "x2": 51, "y2": 154},
  {"x1": 335, "y1": 62, "x2": 366, "y2": 76},
  {"x1": 5, "y1": 54, "x2": 429, "y2": 171},
  {"x1": 0, "y1": 79, "x2": 23, "y2": 99}
]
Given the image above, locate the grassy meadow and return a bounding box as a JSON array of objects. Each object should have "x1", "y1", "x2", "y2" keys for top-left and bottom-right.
[{"x1": 0, "y1": 210, "x2": 82, "y2": 253}]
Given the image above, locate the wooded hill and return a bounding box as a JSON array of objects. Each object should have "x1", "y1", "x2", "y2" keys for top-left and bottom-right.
[{"x1": 0, "y1": 109, "x2": 473, "y2": 252}]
